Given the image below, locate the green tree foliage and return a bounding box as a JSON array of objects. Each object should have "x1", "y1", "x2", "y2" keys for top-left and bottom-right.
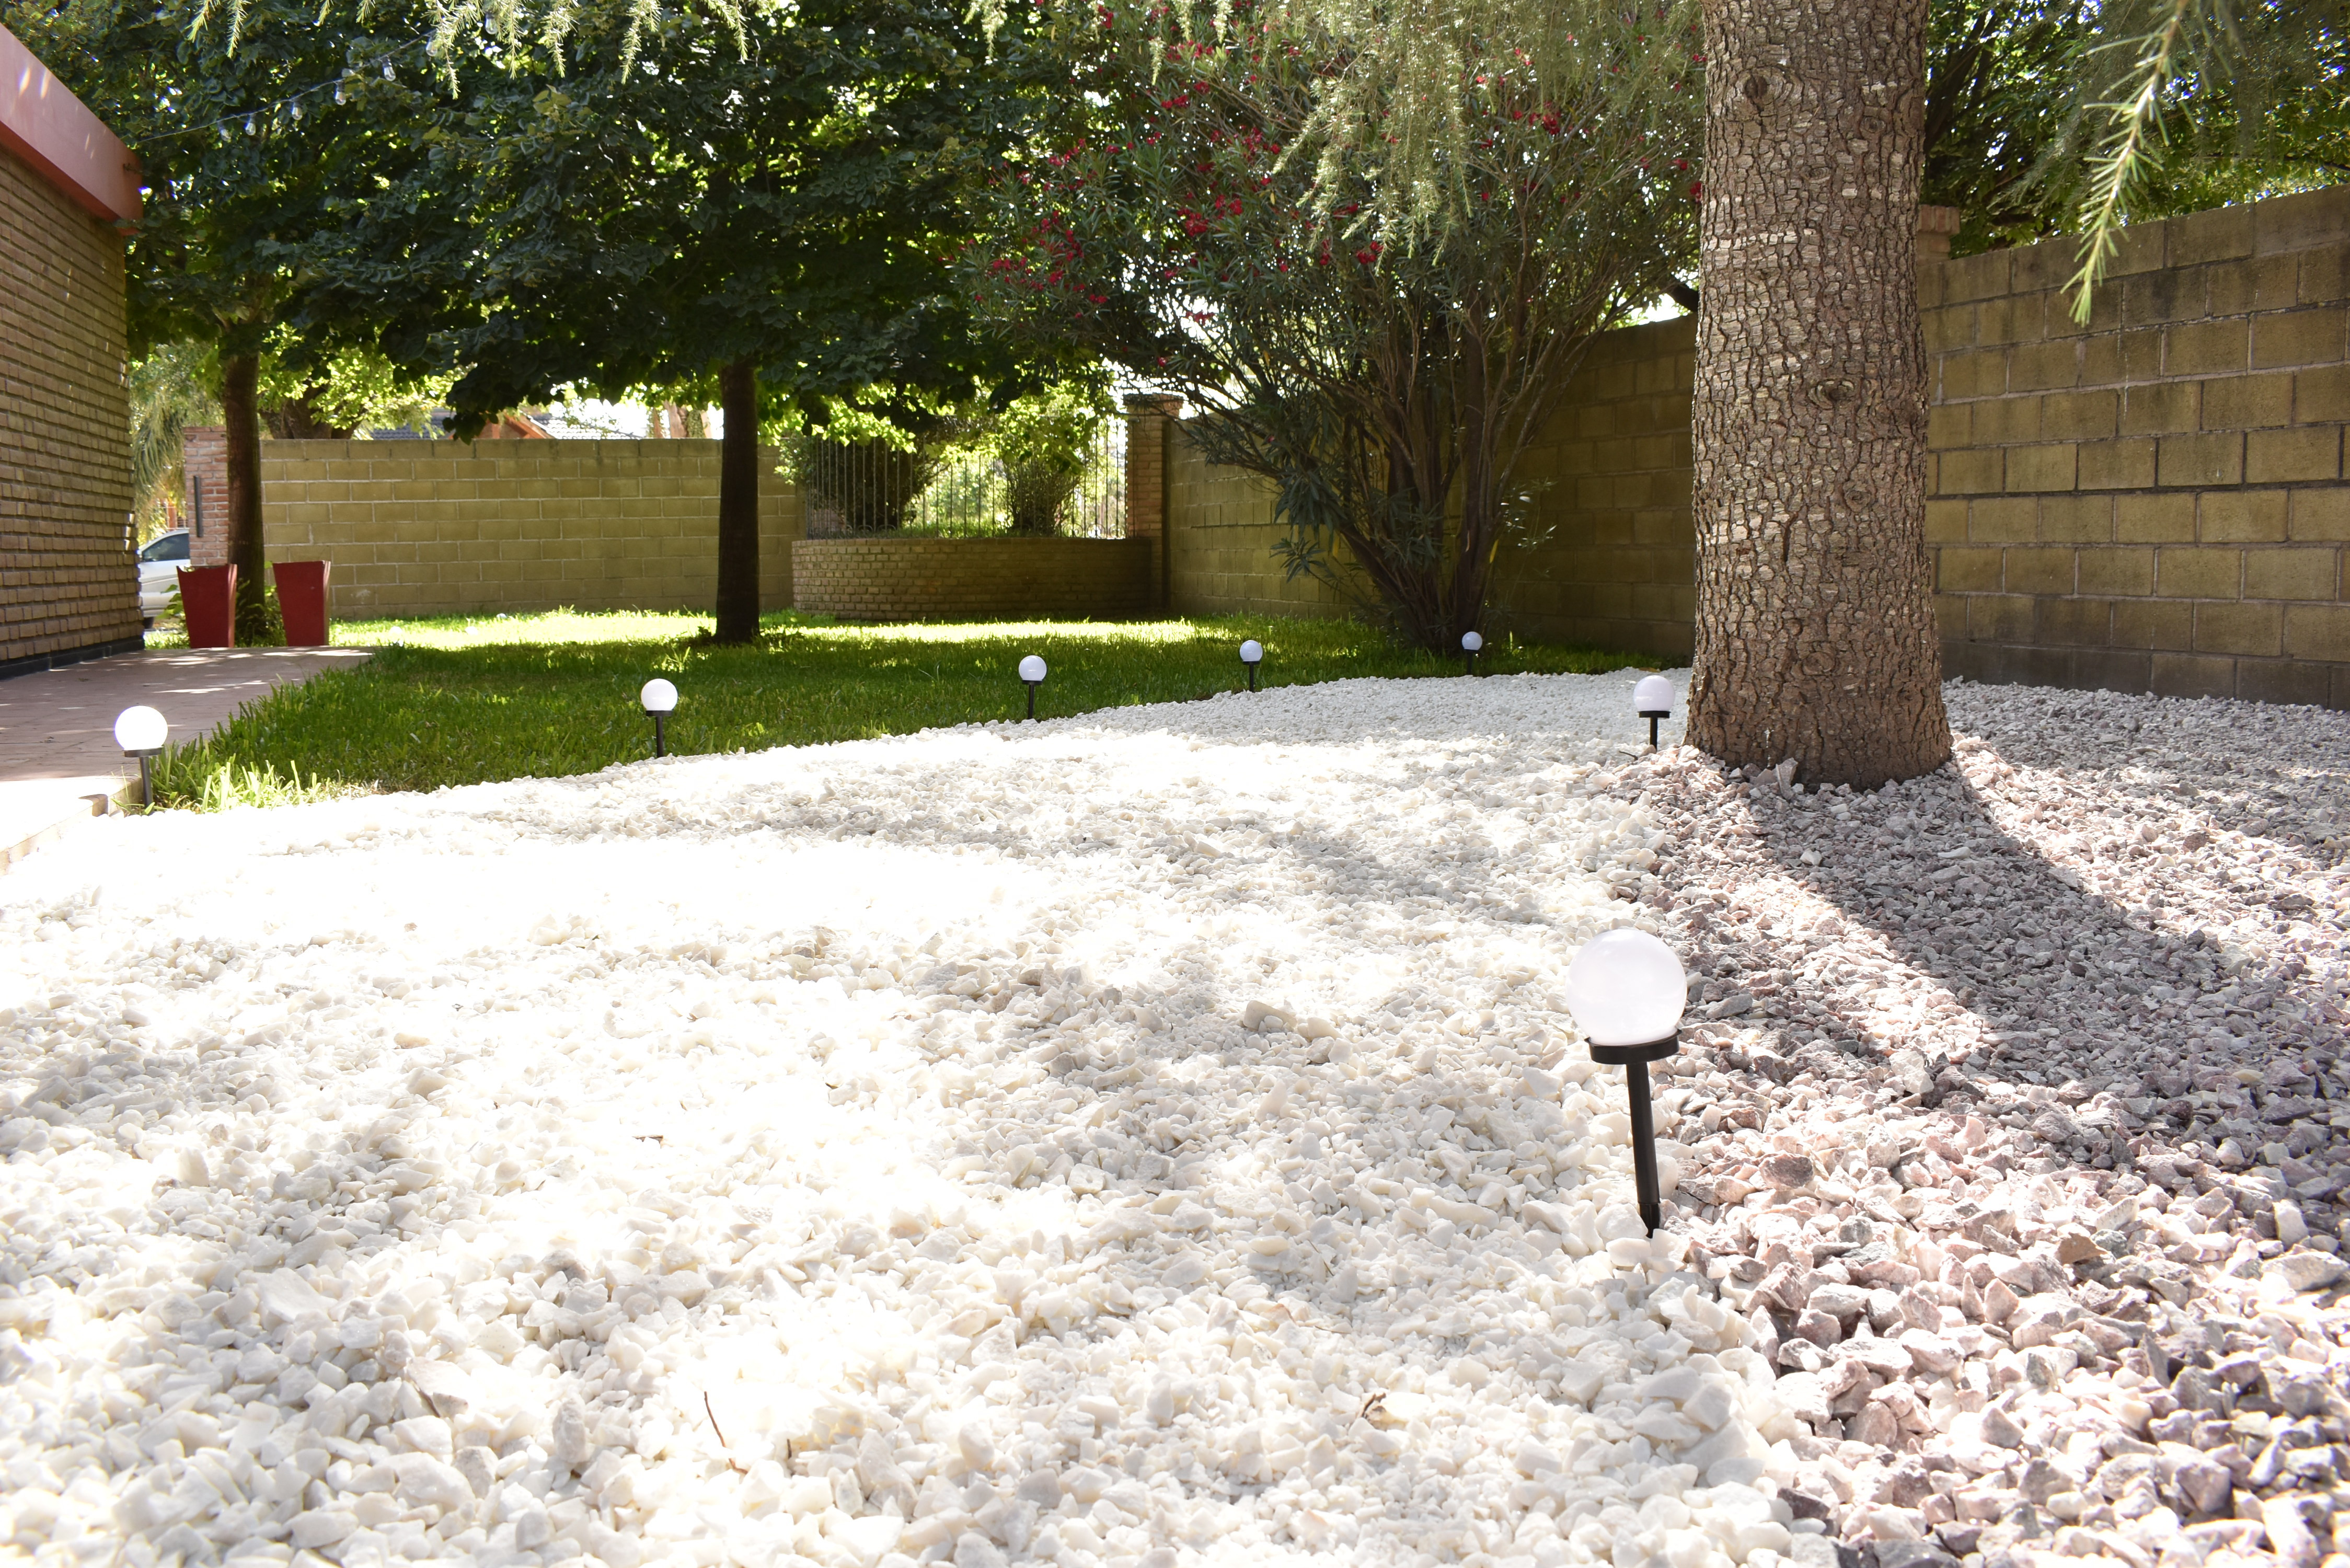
[
  {"x1": 992, "y1": 381, "x2": 1114, "y2": 536},
  {"x1": 330, "y1": 0, "x2": 1053, "y2": 640},
  {"x1": 973, "y1": 0, "x2": 1699, "y2": 649},
  {"x1": 126, "y1": 341, "x2": 216, "y2": 538},
  {"x1": 1923, "y1": 0, "x2": 2347, "y2": 268},
  {"x1": 10, "y1": 0, "x2": 443, "y2": 638},
  {"x1": 2047, "y1": 0, "x2": 2346, "y2": 309}
]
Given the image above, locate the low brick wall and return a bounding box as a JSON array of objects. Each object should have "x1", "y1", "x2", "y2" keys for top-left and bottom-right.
[
  {"x1": 189, "y1": 437, "x2": 801, "y2": 619},
  {"x1": 792, "y1": 537, "x2": 1156, "y2": 622}
]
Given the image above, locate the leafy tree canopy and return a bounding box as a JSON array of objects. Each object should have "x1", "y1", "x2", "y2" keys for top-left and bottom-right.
[
  {"x1": 1923, "y1": 0, "x2": 2348, "y2": 270},
  {"x1": 974, "y1": 0, "x2": 1701, "y2": 647}
]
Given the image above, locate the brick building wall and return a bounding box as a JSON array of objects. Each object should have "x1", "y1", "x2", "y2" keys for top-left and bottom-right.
[
  {"x1": 1926, "y1": 185, "x2": 2349, "y2": 706},
  {"x1": 0, "y1": 143, "x2": 140, "y2": 675},
  {"x1": 1152, "y1": 187, "x2": 2350, "y2": 706},
  {"x1": 198, "y1": 437, "x2": 802, "y2": 618},
  {"x1": 791, "y1": 537, "x2": 1156, "y2": 622}
]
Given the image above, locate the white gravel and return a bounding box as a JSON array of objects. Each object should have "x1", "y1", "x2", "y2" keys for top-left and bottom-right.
[
  {"x1": 2, "y1": 671, "x2": 2344, "y2": 1568},
  {"x1": 3, "y1": 672, "x2": 1796, "y2": 1568}
]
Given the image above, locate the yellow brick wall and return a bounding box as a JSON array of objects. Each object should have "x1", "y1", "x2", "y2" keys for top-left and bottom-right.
[
  {"x1": 792, "y1": 538, "x2": 1155, "y2": 622},
  {"x1": 1160, "y1": 186, "x2": 2350, "y2": 705},
  {"x1": 255, "y1": 440, "x2": 802, "y2": 618},
  {"x1": 1160, "y1": 319, "x2": 1696, "y2": 653},
  {"x1": 1164, "y1": 432, "x2": 1353, "y2": 623},
  {"x1": 0, "y1": 146, "x2": 142, "y2": 672},
  {"x1": 1925, "y1": 185, "x2": 2350, "y2": 707},
  {"x1": 1491, "y1": 318, "x2": 1697, "y2": 657}
]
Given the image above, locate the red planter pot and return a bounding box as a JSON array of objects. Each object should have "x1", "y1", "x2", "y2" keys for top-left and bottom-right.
[
  {"x1": 177, "y1": 564, "x2": 236, "y2": 648},
  {"x1": 273, "y1": 560, "x2": 331, "y2": 647}
]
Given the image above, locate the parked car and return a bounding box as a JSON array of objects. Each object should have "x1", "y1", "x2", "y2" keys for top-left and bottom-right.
[{"x1": 137, "y1": 529, "x2": 190, "y2": 623}]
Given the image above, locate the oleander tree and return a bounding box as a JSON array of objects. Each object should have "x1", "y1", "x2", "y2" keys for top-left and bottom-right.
[{"x1": 972, "y1": 0, "x2": 1702, "y2": 651}]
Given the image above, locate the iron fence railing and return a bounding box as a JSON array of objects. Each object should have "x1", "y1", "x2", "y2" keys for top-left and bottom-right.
[{"x1": 800, "y1": 423, "x2": 1125, "y2": 539}]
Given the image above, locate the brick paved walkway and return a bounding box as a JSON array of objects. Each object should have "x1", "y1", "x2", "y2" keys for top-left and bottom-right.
[{"x1": 0, "y1": 647, "x2": 370, "y2": 869}]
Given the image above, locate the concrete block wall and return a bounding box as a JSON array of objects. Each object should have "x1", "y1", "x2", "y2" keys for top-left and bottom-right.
[
  {"x1": 184, "y1": 425, "x2": 225, "y2": 564},
  {"x1": 0, "y1": 145, "x2": 141, "y2": 674},
  {"x1": 1489, "y1": 318, "x2": 1698, "y2": 656},
  {"x1": 791, "y1": 537, "x2": 1156, "y2": 622},
  {"x1": 1164, "y1": 431, "x2": 1353, "y2": 622},
  {"x1": 1155, "y1": 186, "x2": 2350, "y2": 706},
  {"x1": 1157, "y1": 321, "x2": 1697, "y2": 650},
  {"x1": 1926, "y1": 185, "x2": 2350, "y2": 706},
  {"x1": 212, "y1": 438, "x2": 802, "y2": 619}
]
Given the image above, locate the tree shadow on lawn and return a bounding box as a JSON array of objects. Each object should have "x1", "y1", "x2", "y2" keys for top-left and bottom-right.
[{"x1": 1669, "y1": 691, "x2": 2348, "y2": 1201}]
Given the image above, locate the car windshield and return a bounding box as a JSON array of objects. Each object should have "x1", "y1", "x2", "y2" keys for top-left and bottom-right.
[{"x1": 142, "y1": 534, "x2": 189, "y2": 562}]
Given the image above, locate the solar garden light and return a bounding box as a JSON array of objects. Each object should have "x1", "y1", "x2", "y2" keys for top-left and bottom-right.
[
  {"x1": 114, "y1": 706, "x2": 168, "y2": 812},
  {"x1": 640, "y1": 678, "x2": 678, "y2": 758},
  {"x1": 1634, "y1": 674, "x2": 1675, "y2": 751},
  {"x1": 1461, "y1": 630, "x2": 1484, "y2": 676},
  {"x1": 1560, "y1": 928, "x2": 1687, "y2": 1237},
  {"x1": 1019, "y1": 654, "x2": 1048, "y2": 721},
  {"x1": 1239, "y1": 639, "x2": 1264, "y2": 691}
]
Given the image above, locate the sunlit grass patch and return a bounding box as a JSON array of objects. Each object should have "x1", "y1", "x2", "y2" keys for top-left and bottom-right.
[{"x1": 149, "y1": 609, "x2": 1651, "y2": 808}]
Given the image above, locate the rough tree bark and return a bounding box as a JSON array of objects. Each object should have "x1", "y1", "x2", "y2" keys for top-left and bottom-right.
[
  {"x1": 712, "y1": 360, "x2": 761, "y2": 644},
  {"x1": 1687, "y1": 0, "x2": 1951, "y2": 788},
  {"x1": 218, "y1": 352, "x2": 269, "y2": 641}
]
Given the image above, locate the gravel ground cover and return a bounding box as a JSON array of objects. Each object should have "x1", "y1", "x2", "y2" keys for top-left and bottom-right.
[
  {"x1": 0, "y1": 674, "x2": 2344, "y2": 1568},
  {"x1": 1641, "y1": 681, "x2": 2350, "y2": 1568}
]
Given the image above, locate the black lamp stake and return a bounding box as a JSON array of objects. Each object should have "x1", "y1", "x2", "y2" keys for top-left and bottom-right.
[
  {"x1": 130, "y1": 750, "x2": 158, "y2": 811},
  {"x1": 1588, "y1": 1033, "x2": 1679, "y2": 1235},
  {"x1": 1025, "y1": 682, "x2": 1039, "y2": 721},
  {"x1": 650, "y1": 713, "x2": 667, "y2": 758},
  {"x1": 1641, "y1": 710, "x2": 1665, "y2": 749}
]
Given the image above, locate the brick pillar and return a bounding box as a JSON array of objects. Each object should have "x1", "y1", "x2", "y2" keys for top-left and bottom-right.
[
  {"x1": 183, "y1": 425, "x2": 229, "y2": 566},
  {"x1": 1123, "y1": 394, "x2": 1181, "y2": 612},
  {"x1": 1917, "y1": 204, "x2": 1963, "y2": 263}
]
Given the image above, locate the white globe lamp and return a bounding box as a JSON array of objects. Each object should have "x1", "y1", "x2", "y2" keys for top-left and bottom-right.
[
  {"x1": 1560, "y1": 928, "x2": 1688, "y2": 1235},
  {"x1": 640, "y1": 678, "x2": 678, "y2": 757},
  {"x1": 114, "y1": 706, "x2": 168, "y2": 811},
  {"x1": 1633, "y1": 674, "x2": 1675, "y2": 750},
  {"x1": 1018, "y1": 654, "x2": 1047, "y2": 720}
]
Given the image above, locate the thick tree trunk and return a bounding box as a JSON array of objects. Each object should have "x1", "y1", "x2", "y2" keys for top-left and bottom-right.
[
  {"x1": 220, "y1": 353, "x2": 269, "y2": 641},
  {"x1": 713, "y1": 360, "x2": 760, "y2": 644},
  {"x1": 267, "y1": 390, "x2": 353, "y2": 440},
  {"x1": 1687, "y1": 0, "x2": 1951, "y2": 788}
]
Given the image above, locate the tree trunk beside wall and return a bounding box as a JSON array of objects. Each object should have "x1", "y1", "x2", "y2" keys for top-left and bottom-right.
[
  {"x1": 713, "y1": 360, "x2": 761, "y2": 643},
  {"x1": 219, "y1": 352, "x2": 268, "y2": 640},
  {"x1": 1687, "y1": 0, "x2": 1951, "y2": 787}
]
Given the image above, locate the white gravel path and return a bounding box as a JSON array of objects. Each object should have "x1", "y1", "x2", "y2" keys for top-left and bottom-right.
[
  {"x1": 1, "y1": 672, "x2": 2344, "y2": 1568},
  {"x1": 2, "y1": 673, "x2": 1784, "y2": 1568}
]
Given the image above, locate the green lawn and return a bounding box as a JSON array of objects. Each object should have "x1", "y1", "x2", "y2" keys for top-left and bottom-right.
[{"x1": 150, "y1": 610, "x2": 1652, "y2": 809}]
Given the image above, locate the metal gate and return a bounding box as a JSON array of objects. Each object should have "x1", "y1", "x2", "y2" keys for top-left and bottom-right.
[{"x1": 800, "y1": 423, "x2": 1125, "y2": 539}]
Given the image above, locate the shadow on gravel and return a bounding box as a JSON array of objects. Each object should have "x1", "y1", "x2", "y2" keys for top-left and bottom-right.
[{"x1": 1686, "y1": 720, "x2": 2346, "y2": 1193}]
